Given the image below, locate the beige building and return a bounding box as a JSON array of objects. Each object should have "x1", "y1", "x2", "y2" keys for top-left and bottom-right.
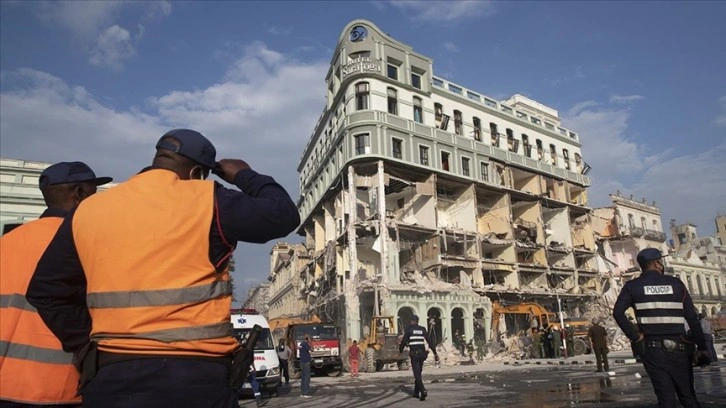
[
  {"x1": 267, "y1": 243, "x2": 310, "y2": 319},
  {"x1": 269, "y1": 20, "x2": 604, "y2": 347},
  {"x1": 667, "y1": 251, "x2": 723, "y2": 317},
  {"x1": 593, "y1": 192, "x2": 669, "y2": 280},
  {"x1": 716, "y1": 215, "x2": 726, "y2": 247}
]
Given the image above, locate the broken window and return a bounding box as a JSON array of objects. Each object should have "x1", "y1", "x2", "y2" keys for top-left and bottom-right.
[
  {"x1": 480, "y1": 162, "x2": 489, "y2": 182},
  {"x1": 522, "y1": 134, "x2": 531, "y2": 157},
  {"x1": 354, "y1": 133, "x2": 370, "y2": 155},
  {"x1": 355, "y1": 82, "x2": 369, "y2": 110},
  {"x1": 536, "y1": 139, "x2": 544, "y2": 160},
  {"x1": 441, "y1": 151, "x2": 450, "y2": 171},
  {"x1": 563, "y1": 149, "x2": 570, "y2": 170},
  {"x1": 454, "y1": 110, "x2": 462, "y2": 135},
  {"x1": 490, "y1": 123, "x2": 499, "y2": 147},
  {"x1": 549, "y1": 144, "x2": 558, "y2": 165},
  {"x1": 413, "y1": 97, "x2": 423, "y2": 123},
  {"x1": 473, "y1": 117, "x2": 481, "y2": 141},
  {"x1": 462, "y1": 157, "x2": 470, "y2": 176},
  {"x1": 411, "y1": 72, "x2": 422, "y2": 89},
  {"x1": 506, "y1": 129, "x2": 519, "y2": 153},
  {"x1": 419, "y1": 145, "x2": 429, "y2": 165},
  {"x1": 387, "y1": 88, "x2": 398, "y2": 115},
  {"x1": 392, "y1": 138, "x2": 403, "y2": 159},
  {"x1": 574, "y1": 152, "x2": 582, "y2": 171},
  {"x1": 435, "y1": 103, "x2": 443, "y2": 125},
  {"x1": 397, "y1": 198, "x2": 405, "y2": 209}
]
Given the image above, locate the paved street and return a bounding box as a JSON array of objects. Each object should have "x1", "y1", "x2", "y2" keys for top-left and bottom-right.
[{"x1": 240, "y1": 353, "x2": 726, "y2": 407}]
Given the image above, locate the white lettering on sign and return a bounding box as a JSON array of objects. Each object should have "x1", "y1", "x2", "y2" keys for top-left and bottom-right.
[
  {"x1": 342, "y1": 57, "x2": 381, "y2": 77},
  {"x1": 644, "y1": 285, "x2": 674, "y2": 295},
  {"x1": 413, "y1": 330, "x2": 423, "y2": 335}
]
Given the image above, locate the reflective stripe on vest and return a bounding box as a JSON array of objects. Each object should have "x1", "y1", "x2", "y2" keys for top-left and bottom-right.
[
  {"x1": 87, "y1": 280, "x2": 233, "y2": 309},
  {"x1": 409, "y1": 335, "x2": 425, "y2": 346},
  {"x1": 73, "y1": 170, "x2": 237, "y2": 356},
  {"x1": 0, "y1": 218, "x2": 81, "y2": 404},
  {"x1": 637, "y1": 316, "x2": 686, "y2": 325},
  {"x1": 0, "y1": 341, "x2": 73, "y2": 364},
  {"x1": 634, "y1": 302, "x2": 683, "y2": 310},
  {"x1": 0, "y1": 293, "x2": 37, "y2": 312}
]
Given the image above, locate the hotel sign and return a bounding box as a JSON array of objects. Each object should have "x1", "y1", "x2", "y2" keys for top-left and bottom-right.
[{"x1": 342, "y1": 57, "x2": 380, "y2": 78}]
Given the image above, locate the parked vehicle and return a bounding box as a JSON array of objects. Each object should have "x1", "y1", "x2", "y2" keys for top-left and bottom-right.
[
  {"x1": 285, "y1": 322, "x2": 342, "y2": 378},
  {"x1": 231, "y1": 309, "x2": 281, "y2": 397},
  {"x1": 359, "y1": 316, "x2": 407, "y2": 372}
]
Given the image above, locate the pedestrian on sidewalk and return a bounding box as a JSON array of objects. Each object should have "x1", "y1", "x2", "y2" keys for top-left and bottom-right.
[
  {"x1": 613, "y1": 248, "x2": 711, "y2": 408},
  {"x1": 300, "y1": 335, "x2": 312, "y2": 398},
  {"x1": 399, "y1": 315, "x2": 439, "y2": 401},
  {"x1": 588, "y1": 319, "x2": 609, "y2": 372},
  {"x1": 276, "y1": 338, "x2": 292, "y2": 387},
  {"x1": 348, "y1": 340, "x2": 360, "y2": 377},
  {"x1": 699, "y1": 313, "x2": 718, "y2": 362}
]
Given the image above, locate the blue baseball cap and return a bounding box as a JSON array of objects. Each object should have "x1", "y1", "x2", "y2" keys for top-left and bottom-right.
[
  {"x1": 39, "y1": 162, "x2": 112, "y2": 188},
  {"x1": 156, "y1": 129, "x2": 217, "y2": 169},
  {"x1": 636, "y1": 248, "x2": 667, "y2": 265}
]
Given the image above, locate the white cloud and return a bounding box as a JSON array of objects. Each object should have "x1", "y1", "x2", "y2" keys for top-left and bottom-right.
[
  {"x1": 545, "y1": 66, "x2": 586, "y2": 86},
  {"x1": 563, "y1": 98, "x2": 725, "y2": 236},
  {"x1": 267, "y1": 25, "x2": 292, "y2": 35},
  {"x1": 609, "y1": 94, "x2": 645, "y2": 104},
  {"x1": 89, "y1": 25, "x2": 138, "y2": 70},
  {"x1": 389, "y1": 0, "x2": 495, "y2": 23},
  {"x1": 31, "y1": 1, "x2": 171, "y2": 70},
  {"x1": 443, "y1": 41, "x2": 459, "y2": 52},
  {"x1": 0, "y1": 43, "x2": 328, "y2": 301}
]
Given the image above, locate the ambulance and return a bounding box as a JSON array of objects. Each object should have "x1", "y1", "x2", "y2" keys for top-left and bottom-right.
[{"x1": 230, "y1": 309, "x2": 281, "y2": 397}]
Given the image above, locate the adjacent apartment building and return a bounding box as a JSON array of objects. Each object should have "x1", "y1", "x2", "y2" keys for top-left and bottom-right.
[{"x1": 268, "y1": 20, "x2": 599, "y2": 345}]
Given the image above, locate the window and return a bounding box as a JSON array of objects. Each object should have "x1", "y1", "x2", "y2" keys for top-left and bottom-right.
[
  {"x1": 387, "y1": 88, "x2": 398, "y2": 115},
  {"x1": 355, "y1": 82, "x2": 369, "y2": 110},
  {"x1": 441, "y1": 151, "x2": 450, "y2": 171},
  {"x1": 413, "y1": 97, "x2": 423, "y2": 123},
  {"x1": 448, "y1": 84, "x2": 462, "y2": 94},
  {"x1": 387, "y1": 64, "x2": 398, "y2": 80},
  {"x1": 433, "y1": 77, "x2": 444, "y2": 87},
  {"x1": 461, "y1": 157, "x2": 470, "y2": 176},
  {"x1": 536, "y1": 139, "x2": 544, "y2": 160},
  {"x1": 549, "y1": 144, "x2": 557, "y2": 165},
  {"x1": 472, "y1": 117, "x2": 481, "y2": 141},
  {"x1": 652, "y1": 220, "x2": 658, "y2": 231},
  {"x1": 411, "y1": 72, "x2": 422, "y2": 89},
  {"x1": 490, "y1": 123, "x2": 499, "y2": 147},
  {"x1": 467, "y1": 91, "x2": 480, "y2": 101},
  {"x1": 506, "y1": 129, "x2": 518, "y2": 152},
  {"x1": 628, "y1": 214, "x2": 635, "y2": 228},
  {"x1": 354, "y1": 133, "x2": 370, "y2": 155},
  {"x1": 574, "y1": 153, "x2": 582, "y2": 170},
  {"x1": 419, "y1": 145, "x2": 429, "y2": 165},
  {"x1": 641, "y1": 216, "x2": 647, "y2": 229},
  {"x1": 522, "y1": 134, "x2": 531, "y2": 157},
  {"x1": 454, "y1": 110, "x2": 462, "y2": 135},
  {"x1": 480, "y1": 162, "x2": 489, "y2": 182},
  {"x1": 563, "y1": 149, "x2": 570, "y2": 170},
  {"x1": 392, "y1": 138, "x2": 403, "y2": 159},
  {"x1": 434, "y1": 103, "x2": 443, "y2": 127}
]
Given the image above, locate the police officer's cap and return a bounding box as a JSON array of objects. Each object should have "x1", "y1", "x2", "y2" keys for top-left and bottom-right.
[
  {"x1": 156, "y1": 129, "x2": 217, "y2": 169},
  {"x1": 39, "y1": 162, "x2": 112, "y2": 188},
  {"x1": 411, "y1": 315, "x2": 420, "y2": 322},
  {"x1": 636, "y1": 248, "x2": 667, "y2": 265}
]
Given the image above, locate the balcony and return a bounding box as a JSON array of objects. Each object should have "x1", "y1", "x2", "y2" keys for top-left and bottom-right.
[
  {"x1": 644, "y1": 229, "x2": 667, "y2": 242},
  {"x1": 691, "y1": 293, "x2": 723, "y2": 302},
  {"x1": 630, "y1": 227, "x2": 644, "y2": 237}
]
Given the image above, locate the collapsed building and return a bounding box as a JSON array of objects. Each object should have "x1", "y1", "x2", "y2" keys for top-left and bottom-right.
[{"x1": 267, "y1": 19, "x2": 605, "y2": 350}]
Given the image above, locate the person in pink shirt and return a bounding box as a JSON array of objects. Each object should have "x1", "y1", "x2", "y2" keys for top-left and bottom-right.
[{"x1": 348, "y1": 340, "x2": 361, "y2": 377}]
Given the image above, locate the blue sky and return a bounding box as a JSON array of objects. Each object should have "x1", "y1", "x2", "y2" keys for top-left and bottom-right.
[{"x1": 2, "y1": 1, "x2": 725, "y2": 303}]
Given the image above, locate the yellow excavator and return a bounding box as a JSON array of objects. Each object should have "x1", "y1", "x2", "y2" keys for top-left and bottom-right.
[{"x1": 357, "y1": 316, "x2": 408, "y2": 372}]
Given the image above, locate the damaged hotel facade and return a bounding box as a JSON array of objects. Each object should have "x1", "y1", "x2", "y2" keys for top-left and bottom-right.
[{"x1": 268, "y1": 20, "x2": 603, "y2": 346}]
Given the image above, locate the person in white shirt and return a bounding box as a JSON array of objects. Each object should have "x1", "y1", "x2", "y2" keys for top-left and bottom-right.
[
  {"x1": 699, "y1": 313, "x2": 718, "y2": 362},
  {"x1": 276, "y1": 339, "x2": 292, "y2": 387}
]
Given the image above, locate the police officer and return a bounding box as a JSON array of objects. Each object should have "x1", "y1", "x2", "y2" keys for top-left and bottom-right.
[
  {"x1": 613, "y1": 248, "x2": 711, "y2": 408},
  {"x1": 26, "y1": 129, "x2": 300, "y2": 408},
  {"x1": 399, "y1": 315, "x2": 438, "y2": 401},
  {"x1": 1, "y1": 161, "x2": 111, "y2": 407}
]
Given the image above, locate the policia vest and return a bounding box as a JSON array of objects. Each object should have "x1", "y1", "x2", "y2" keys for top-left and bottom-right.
[
  {"x1": 72, "y1": 170, "x2": 238, "y2": 357},
  {"x1": 0, "y1": 217, "x2": 81, "y2": 404}
]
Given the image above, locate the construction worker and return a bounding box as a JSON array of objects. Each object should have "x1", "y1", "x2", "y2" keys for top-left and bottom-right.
[
  {"x1": 26, "y1": 129, "x2": 300, "y2": 408},
  {"x1": 1, "y1": 161, "x2": 111, "y2": 407},
  {"x1": 399, "y1": 315, "x2": 438, "y2": 401},
  {"x1": 613, "y1": 248, "x2": 711, "y2": 408}
]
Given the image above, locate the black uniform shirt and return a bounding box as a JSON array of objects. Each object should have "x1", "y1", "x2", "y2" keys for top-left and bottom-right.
[
  {"x1": 613, "y1": 269, "x2": 706, "y2": 350},
  {"x1": 26, "y1": 168, "x2": 300, "y2": 353},
  {"x1": 399, "y1": 324, "x2": 436, "y2": 354}
]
